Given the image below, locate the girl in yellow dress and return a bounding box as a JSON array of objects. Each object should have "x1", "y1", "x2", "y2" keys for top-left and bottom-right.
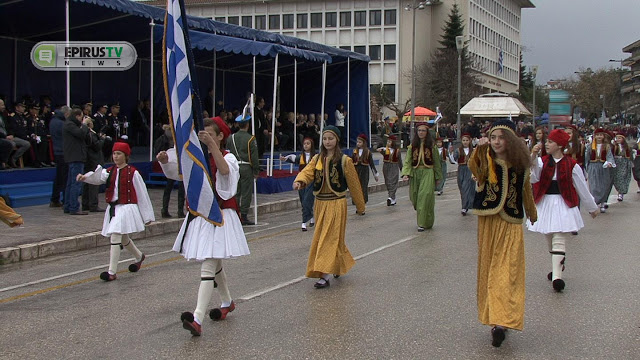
[
  {"x1": 293, "y1": 126, "x2": 365, "y2": 289},
  {"x1": 468, "y1": 119, "x2": 537, "y2": 347}
]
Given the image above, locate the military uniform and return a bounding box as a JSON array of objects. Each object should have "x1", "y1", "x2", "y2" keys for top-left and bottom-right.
[
  {"x1": 228, "y1": 118, "x2": 260, "y2": 224},
  {"x1": 6, "y1": 104, "x2": 31, "y2": 167},
  {"x1": 27, "y1": 104, "x2": 51, "y2": 167}
]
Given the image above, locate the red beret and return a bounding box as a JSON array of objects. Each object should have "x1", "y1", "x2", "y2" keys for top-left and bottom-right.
[
  {"x1": 357, "y1": 133, "x2": 368, "y2": 141},
  {"x1": 461, "y1": 133, "x2": 472, "y2": 139},
  {"x1": 212, "y1": 116, "x2": 230, "y2": 140},
  {"x1": 112, "y1": 142, "x2": 131, "y2": 156},
  {"x1": 547, "y1": 129, "x2": 570, "y2": 147}
]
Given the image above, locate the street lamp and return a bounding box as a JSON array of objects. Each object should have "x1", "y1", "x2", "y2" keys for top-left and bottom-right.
[
  {"x1": 531, "y1": 65, "x2": 538, "y2": 126},
  {"x1": 405, "y1": 0, "x2": 440, "y2": 141},
  {"x1": 455, "y1": 35, "x2": 464, "y2": 141}
]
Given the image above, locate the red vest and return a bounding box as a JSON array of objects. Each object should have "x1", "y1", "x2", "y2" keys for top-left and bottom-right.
[
  {"x1": 457, "y1": 147, "x2": 469, "y2": 165},
  {"x1": 590, "y1": 144, "x2": 609, "y2": 162},
  {"x1": 411, "y1": 143, "x2": 434, "y2": 167},
  {"x1": 438, "y1": 147, "x2": 448, "y2": 162},
  {"x1": 105, "y1": 165, "x2": 138, "y2": 204},
  {"x1": 615, "y1": 144, "x2": 631, "y2": 158},
  {"x1": 382, "y1": 148, "x2": 399, "y2": 163},
  {"x1": 533, "y1": 155, "x2": 579, "y2": 208},
  {"x1": 352, "y1": 148, "x2": 370, "y2": 165},
  {"x1": 209, "y1": 151, "x2": 239, "y2": 212}
]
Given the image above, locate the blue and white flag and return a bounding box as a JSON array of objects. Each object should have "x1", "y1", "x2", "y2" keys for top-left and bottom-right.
[
  {"x1": 498, "y1": 46, "x2": 504, "y2": 74},
  {"x1": 163, "y1": 0, "x2": 222, "y2": 225}
]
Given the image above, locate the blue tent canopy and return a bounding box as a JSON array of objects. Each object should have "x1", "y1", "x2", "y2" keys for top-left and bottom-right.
[{"x1": 0, "y1": 0, "x2": 370, "y2": 147}]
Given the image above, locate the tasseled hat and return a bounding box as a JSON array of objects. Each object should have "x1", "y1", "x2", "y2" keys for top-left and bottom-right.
[
  {"x1": 357, "y1": 133, "x2": 368, "y2": 142},
  {"x1": 323, "y1": 125, "x2": 341, "y2": 140},
  {"x1": 547, "y1": 129, "x2": 570, "y2": 147},
  {"x1": 112, "y1": 142, "x2": 131, "y2": 156}
]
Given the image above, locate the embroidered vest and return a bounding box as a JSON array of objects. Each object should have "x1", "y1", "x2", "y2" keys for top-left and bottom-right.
[
  {"x1": 208, "y1": 151, "x2": 239, "y2": 212},
  {"x1": 352, "y1": 148, "x2": 370, "y2": 165},
  {"x1": 438, "y1": 147, "x2": 448, "y2": 162},
  {"x1": 533, "y1": 155, "x2": 579, "y2": 208},
  {"x1": 313, "y1": 155, "x2": 348, "y2": 196},
  {"x1": 299, "y1": 152, "x2": 312, "y2": 171},
  {"x1": 457, "y1": 147, "x2": 469, "y2": 165},
  {"x1": 473, "y1": 160, "x2": 528, "y2": 223},
  {"x1": 411, "y1": 142, "x2": 434, "y2": 168},
  {"x1": 382, "y1": 148, "x2": 399, "y2": 163},
  {"x1": 105, "y1": 165, "x2": 138, "y2": 204},
  {"x1": 615, "y1": 144, "x2": 631, "y2": 158},
  {"x1": 589, "y1": 144, "x2": 609, "y2": 162}
]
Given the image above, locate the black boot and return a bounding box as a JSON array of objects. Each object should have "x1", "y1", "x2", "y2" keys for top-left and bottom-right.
[{"x1": 240, "y1": 214, "x2": 254, "y2": 225}]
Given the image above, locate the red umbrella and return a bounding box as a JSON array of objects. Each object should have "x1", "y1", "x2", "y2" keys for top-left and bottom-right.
[{"x1": 404, "y1": 106, "x2": 437, "y2": 117}]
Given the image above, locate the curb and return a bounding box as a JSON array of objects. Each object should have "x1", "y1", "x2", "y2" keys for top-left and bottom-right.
[{"x1": 0, "y1": 171, "x2": 456, "y2": 265}]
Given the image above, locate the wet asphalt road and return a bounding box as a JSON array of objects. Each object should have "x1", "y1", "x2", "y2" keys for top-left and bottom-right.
[{"x1": 1, "y1": 181, "x2": 639, "y2": 359}]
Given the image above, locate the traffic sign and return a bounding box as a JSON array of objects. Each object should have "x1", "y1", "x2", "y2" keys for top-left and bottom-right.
[
  {"x1": 549, "y1": 89, "x2": 571, "y2": 102},
  {"x1": 549, "y1": 103, "x2": 572, "y2": 115}
]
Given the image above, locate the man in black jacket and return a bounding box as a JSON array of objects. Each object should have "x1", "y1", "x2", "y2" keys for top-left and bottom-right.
[
  {"x1": 81, "y1": 116, "x2": 105, "y2": 212},
  {"x1": 49, "y1": 106, "x2": 69, "y2": 206},
  {"x1": 62, "y1": 108, "x2": 90, "y2": 215}
]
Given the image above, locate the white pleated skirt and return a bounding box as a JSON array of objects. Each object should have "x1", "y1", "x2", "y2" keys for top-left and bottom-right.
[
  {"x1": 101, "y1": 204, "x2": 146, "y2": 237},
  {"x1": 527, "y1": 194, "x2": 584, "y2": 234},
  {"x1": 172, "y1": 209, "x2": 250, "y2": 260}
]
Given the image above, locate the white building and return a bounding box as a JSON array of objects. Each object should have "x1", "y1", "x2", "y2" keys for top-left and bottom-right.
[{"x1": 147, "y1": 0, "x2": 534, "y2": 105}]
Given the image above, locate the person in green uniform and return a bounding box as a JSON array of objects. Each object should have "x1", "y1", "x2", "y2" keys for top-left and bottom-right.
[
  {"x1": 228, "y1": 114, "x2": 260, "y2": 225},
  {"x1": 401, "y1": 122, "x2": 442, "y2": 232}
]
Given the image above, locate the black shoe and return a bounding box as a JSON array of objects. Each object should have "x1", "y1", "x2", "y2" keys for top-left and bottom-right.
[
  {"x1": 90, "y1": 208, "x2": 105, "y2": 212},
  {"x1": 161, "y1": 212, "x2": 172, "y2": 218},
  {"x1": 314, "y1": 278, "x2": 330, "y2": 289},
  {"x1": 552, "y1": 279, "x2": 565, "y2": 292},
  {"x1": 177, "y1": 211, "x2": 186, "y2": 218},
  {"x1": 49, "y1": 201, "x2": 63, "y2": 208},
  {"x1": 571, "y1": 231, "x2": 578, "y2": 235},
  {"x1": 491, "y1": 326, "x2": 506, "y2": 347},
  {"x1": 8, "y1": 159, "x2": 18, "y2": 168},
  {"x1": 241, "y1": 215, "x2": 255, "y2": 225}
]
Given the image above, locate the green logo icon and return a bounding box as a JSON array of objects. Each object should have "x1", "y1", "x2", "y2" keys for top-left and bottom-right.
[{"x1": 33, "y1": 44, "x2": 56, "y2": 67}]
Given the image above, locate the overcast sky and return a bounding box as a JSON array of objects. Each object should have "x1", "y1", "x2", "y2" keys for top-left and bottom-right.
[{"x1": 520, "y1": 0, "x2": 640, "y2": 84}]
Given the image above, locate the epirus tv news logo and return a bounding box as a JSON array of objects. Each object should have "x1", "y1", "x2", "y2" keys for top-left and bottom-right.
[{"x1": 31, "y1": 41, "x2": 137, "y2": 71}]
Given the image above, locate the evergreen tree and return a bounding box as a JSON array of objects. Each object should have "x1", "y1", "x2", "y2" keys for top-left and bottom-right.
[{"x1": 416, "y1": 4, "x2": 482, "y2": 125}]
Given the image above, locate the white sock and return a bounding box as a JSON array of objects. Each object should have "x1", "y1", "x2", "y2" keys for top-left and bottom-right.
[
  {"x1": 194, "y1": 259, "x2": 216, "y2": 324},
  {"x1": 549, "y1": 233, "x2": 567, "y2": 281},
  {"x1": 321, "y1": 273, "x2": 331, "y2": 281},
  {"x1": 122, "y1": 235, "x2": 143, "y2": 261},
  {"x1": 213, "y1": 259, "x2": 232, "y2": 306},
  {"x1": 551, "y1": 254, "x2": 565, "y2": 281},
  {"x1": 108, "y1": 234, "x2": 122, "y2": 274},
  {"x1": 310, "y1": 217, "x2": 314, "y2": 224}
]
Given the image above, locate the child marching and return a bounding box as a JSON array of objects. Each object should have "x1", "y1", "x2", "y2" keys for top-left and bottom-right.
[
  {"x1": 157, "y1": 117, "x2": 250, "y2": 336},
  {"x1": 376, "y1": 135, "x2": 402, "y2": 206},
  {"x1": 401, "y1": 122, "x2": 442, "y2": 231},
  {"x1": 293, "y1": 126, "x2": 365, "y2": 289},
  {"x1": 281, "y1": 137, "x2": 317, "y2": 231},
  {"x1": 468, "y1": 120, "x2": 537, "y2": 348},
  {"x1": 527, "y1": 129, "x2": 599, "y2": 293},
  {"x1": 451, "y1": 133, "x2": 475, "y2": 215},
  {"x1": 584, "y1": 128, "x2": 615, "y2": 212},
  {"x1": 612, "y1": 133, "x2": 632, "y2": 202},
  {"x1": 77, "y1": 142, "x2": 154, "y2": 281},
  {"x1": 352, "y1": 134, "x2": 379, "y2": 203},
  {"x1": 564, "y1": 125, "x2": 585, "y2": 173},
  {"x1": 434, "y1": 137, "x2": 447, "y2": 196}
]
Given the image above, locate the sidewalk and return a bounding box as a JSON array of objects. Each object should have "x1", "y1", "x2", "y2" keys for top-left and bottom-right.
[{"x1": 0, "y1": 152, "x2": 458, "y2": 265}]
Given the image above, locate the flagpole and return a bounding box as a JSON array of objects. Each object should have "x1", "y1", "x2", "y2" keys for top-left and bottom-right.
[
  {"x1": 269, "y1": 54, "x2": 279, "y2": 177},
  {"x1": 149, "y1": 20, "x2": 155, "y2": 162},
  {"x1": 252, "y1": 55, "x2": 258, "y2": 224}
]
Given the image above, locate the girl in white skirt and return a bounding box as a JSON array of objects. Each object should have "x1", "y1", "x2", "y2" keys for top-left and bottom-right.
[
  {"x1": 157, "y1": 117, "x2": 249, "y2": 336},
  {"x1": 77, "y1": 142, "x2": 155, "y2": 282},
  {"x1": 528, "y1": 129, "x2": 598, "y2": 292}
]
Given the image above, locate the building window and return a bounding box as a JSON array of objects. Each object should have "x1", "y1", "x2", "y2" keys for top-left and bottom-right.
[
  {"x1": 297, "y1": 14, "x2": 307, "y2": 29},
  {"x1": 326, "y1": 12, "x2": 337, "y2": 27},
  {"x1": 214, "y1": 17, "x2": 225, "y2": 22},
  {"x1": 354, "y1": 46, "x2": 366, "y2": 55},
  {"x1": 382, "y1": 84, "x2": 396, "y2": 100},
  {"x1": 384, "y1": 44, "x2": 396, "y2": 60},
  {"x1": 241, "y1": 16, "x2": 252, "y2": 28},
  {"x1": 369, "y1": 45, "x2": 381, "y2": 60},
  {"x1": 255, "y1": 15, "x2": 266, "y2": 30},
  {"x1": 227, "y1": 16, "x2": 239, "y2": 25},
  {"x1": 370, "y1": 10, "x2": 381, "y2": 26},
  {"x1": 354, "y1": 11, "x2": 366, "y2": 26},
  {"x1": 269, "y1": 14, "x2": 280, "y2": 29},
  {"x1": 283, "y1": 14, "x2": 294, "y2": 29},
  {"x1": 384, "y1": 10, "x2": 396, "y2": 25},
  {"x1": 339, "y1": 45, "x2": 351, "y2": 51},
  {"x1": 311, "y1": 13, "x2": 322, "y2": 28},
  {"x1": 340, "y1": 11, "x2": 351, "y2": 27}
]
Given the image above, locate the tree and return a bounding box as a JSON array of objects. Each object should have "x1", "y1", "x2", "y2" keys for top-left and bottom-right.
[
  {"x1": 517, "y1": 53, "x2": 547, "y2": 120},
  {"x1": 415, "y1": 4, "x2": 482, "y2": 123},
  {"x1": 565, "y1": 68, "x2": 623, "y2": 122}
]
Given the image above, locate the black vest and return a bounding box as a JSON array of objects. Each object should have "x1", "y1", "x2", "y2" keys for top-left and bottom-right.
[
  {"x1": 313, "y1": 155, "x2": 348, "y2": 195},
  {"x1": 473, "y1": 160, "x2": 528, "y2": 223}
]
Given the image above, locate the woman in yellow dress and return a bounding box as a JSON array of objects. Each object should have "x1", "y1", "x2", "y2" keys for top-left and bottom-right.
[
  {"x1": 468, "y1": 119, "x2": 537, "y2": 347},
  {"x1": 293, "y1": 126, "x2": 365, "y2": 289}
]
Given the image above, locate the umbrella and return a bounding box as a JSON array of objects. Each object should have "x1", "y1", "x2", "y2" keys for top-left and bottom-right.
[{"x1": 404, "y1": 106, "x2": 437, "y2": 117}]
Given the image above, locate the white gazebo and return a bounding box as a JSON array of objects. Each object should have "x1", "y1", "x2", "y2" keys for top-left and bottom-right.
[{"x1": 460, "y1": 93, "x2": 532, "y2": 118}]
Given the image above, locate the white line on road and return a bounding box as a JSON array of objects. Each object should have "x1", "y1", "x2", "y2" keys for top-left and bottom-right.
[{"x1": 238, "y1": 234, "x2": 419, "y2": 302}]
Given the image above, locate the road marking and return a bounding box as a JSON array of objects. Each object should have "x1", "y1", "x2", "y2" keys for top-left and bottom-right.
[{"x1": 238, "y1": 234, "x2": 419, "y2": 301}]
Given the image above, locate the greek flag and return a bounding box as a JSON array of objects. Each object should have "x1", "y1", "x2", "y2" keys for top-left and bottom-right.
[
  {"x1": 163, "y1": 0, "x2": 222, "y2": 225},
  {"x1": 498, "y1": 46, "x2": 504, "y2": 74}
]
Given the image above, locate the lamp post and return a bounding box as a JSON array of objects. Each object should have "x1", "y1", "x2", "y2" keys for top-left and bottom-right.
[
  {"x1": 405, "y1": 0, "x2": 440, "y2": 141},
  {"x1": 455, "y1": 35, "x2": 464, "y2": 141},
  {"x1": 531, "y1": 65, "x2": 538, "y2": 126}
]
